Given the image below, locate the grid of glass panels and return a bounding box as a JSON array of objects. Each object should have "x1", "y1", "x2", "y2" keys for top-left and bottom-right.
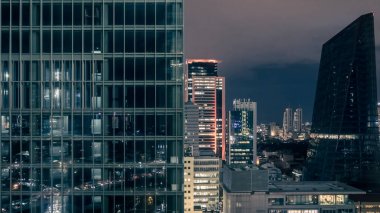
[{"x1": 0, "y1": 1, "x2": 184, "y2": 212}]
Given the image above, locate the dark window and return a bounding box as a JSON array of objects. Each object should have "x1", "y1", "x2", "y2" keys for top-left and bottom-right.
[
  {"x1": 53, "y1": 31, "x2": 62, "y2": 53},
  {"x1": 32, "y1": 31, "x2": 40, "y2": 53},
  {"x1": 53, "y1": 4, "x2": 62, "y2": 25},
  {"x1": 83, "y1": 31, "x2": 92, "y2": 53},
  {"x1": 105, "y1": 31, "x2": 113, "y2": 53},
  {"x1": 146, "y1": 3, "x2": 155, "y2": 25},
  {"x1": 32, "y1": 4, "x2": 40, "y2": 26},
  {"x1": 73, "y1": 31, "x2": 82, "y2": 53},
  {"x1": 94, "y1": 4, "x2": 101, "y2": 25},
  {"x1": 115, "y1": 58, "x2": 123, "y2": 81},
  {"x1": 125, "y1": 58, "x2": 134, "y2": 80},
  {"x1": 94, "y1": 30, "x2": 102, "y2": 52},
  {"x1": 1, "y1": 4, "x2": 10, "y2": 26},
  {"x1": 63, "y1": 31, "x2": 72, "y2": 53},
  {"x1": 63, "y1": 4, "x2": 72, "y2": 25},
  {"x1": 156, "y1": 86, "x2": 166, "y2": 107},
  {"x1": 73, "y1": 4, "x2": 82, "y2": 26},
  {"x1": 136, "y1": 31, "x2": 145, "y2": 53},
  {"x1": 12, "y1": 31, "x2": 20, "y2": 53},
  {"x1": 106, "y1": 3, "x2": 113, "y2": 25},
  {"x1": 125, "y1": 86, "x2": 134, "y2": 108},
  {"x1": 156, "y1": 58, "x2": 166, "y2": 80},
  {"x1": 146, "y1": 58, "x2": 155, "y2": 80},
  {"x1": 23, "y1": 61, "x2": 30, "y2": 81},
  {"x1": 125, "y1": 3, "x2": 134, "y2": 25},
  {"x1": 146, "y1": 30, "x2": 155, "y2": 53},
  {"x1": 84, "y1": 4, "x2": 92, "y2": 25},
  {"x1": 156, "y1": 31, "x2": 165, "y2": 52},
  {"x1": 167, "y1": 3, "x2": 176, "y2": 25},
  {"x1": 42, "y1": 4, "x2": 51, "y2": 25},
  {"x1": 42, "y1": 31, "x2": 51, "y2": 53},
  {"x1": 115, "y1": 31, "x2": 124, "y2": 53},
  {"x1": 115, "y1": 3, "x2": 124, "y2": 25},
  {"x1": 22, "y1": 4, "x2": 30, "y2": 26},
  {"x1": 125, "y1": 31, "x2": 134, "y2": 52},
  {"x1": 156, "y1": 3, "x2": 165, "y2": 25},
  {"x1": 22, "y1": 31, "x2": 30, "y2": 53},
  {"x1": 1, "y1": 31, "x2": 10, "y2": 53},
  {"x1": 12, "y1": 4, "x2": 20, "y2": 26},
  {"x1": 146, "y1": 86, "x2": 155, "y2": 108},
  {"x1": 135, "y1": 58, "x2": 145, "y2": 81},
  {"x1": 135, "y1": 86, "x2": 145, "y2": 108},
  {"x1": 135, "y1": 4, "x2": 145, "y2": 25}
]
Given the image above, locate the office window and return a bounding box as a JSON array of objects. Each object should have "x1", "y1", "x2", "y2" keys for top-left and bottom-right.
[
  {"x1": 22, "y1": 4, "x2": 30, "y2": 26},
  {"x1": 63, "y1": 4, "x2": 72, "y2": 25},
  {"x1": 12, "y1": 4, "x2": 20, "y2": 26},
  {"x1": 53, "y1": 4, "x2": 62, "y2": 25},
  {"x1": 125, "y1": 3, "x2": 134, "y2": 25},
  {"x1": 53, "y1": 31, "x2": 62, "y2": 53},
  {"x1": 115, "y1": 3, "x2": 124, "y2": 25},
  {"x1": 146, "y1": 3, "x2": 155, "y2": 25},
  {"x1": 42, "y1": 31, "x2": 51, "y2": 53},
  {"x1": 1, "y1": 31, "x2": 10, "y2": 53},
  {"x1": 115, "y1": 31, "x2": 124, "y2": 53},
  {"x1": 124, "y1": 58, "x2": 134, "y2": 81},
  {"x1": 135, "y1": 3, "x2": 145, "y2": 25},
  {"x1": 42, "y1": 3, "x2": 51, "y2": 25},
  {"x1": 73, "y1": 4, "x2": 82, "y2": 26},
  {"x1": 73, "y1": 30, "x2": 82, "y2": 53},
  {"x1": 32, "y1": 31, "x2": 40, "y2": 53},
  {"x1": 1, "y1": 3, "x2": 10, "y2": 26},
  {"x1": 22, "y1": 31, "x2": 30, "y2": 54},
  {"x1": 83, "y1": 31, "x2": 92, "y2": 53},
  {"x1": 32, "y1": 4, "x2": 40, "y2": 26},
  {"x1": 12, "y1": 31, "x2": 20, "y2": 53},
  {"x1": 63, "y1": 31, "x2": 72, "y2": 53}
]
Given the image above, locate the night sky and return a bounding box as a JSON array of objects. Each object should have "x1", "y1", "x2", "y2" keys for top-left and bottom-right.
[{"x1": 185, "y1": 0, "x2": 380, "y2": 124}]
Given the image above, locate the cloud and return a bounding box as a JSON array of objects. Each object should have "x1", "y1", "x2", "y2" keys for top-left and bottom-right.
[{"x1": 226, "y1": 62, "x2": 319, "y2": 123}]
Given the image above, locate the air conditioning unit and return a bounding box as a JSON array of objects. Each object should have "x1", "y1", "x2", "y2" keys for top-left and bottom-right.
[
  {"x1": 91, "y1": 119, "x2": 102, "y2": 134},
  {"x1": 170, "y1": 156, "x2": 178, "y2": 164},
  {"x1": 171, "y1": 184, "x2": 178, "y2": 191}
]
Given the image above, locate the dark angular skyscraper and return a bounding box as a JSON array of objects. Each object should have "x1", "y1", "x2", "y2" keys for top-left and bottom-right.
[{"x1": 305, "y1": 13, "x2": 380, "y2": 191}]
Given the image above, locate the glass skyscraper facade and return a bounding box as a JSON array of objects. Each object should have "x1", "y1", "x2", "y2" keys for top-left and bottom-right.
[
  {"x1": 0, "y1": 1, "x2": 184, "y2": 212},
  {"x1": 227, "y1": 99, "x2": 257, "y2": 165},
  {"x1": 305, "y1": 13, "x2": 380, "y2": 191}
]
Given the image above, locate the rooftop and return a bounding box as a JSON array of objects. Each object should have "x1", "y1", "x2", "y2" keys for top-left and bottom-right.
[{"x1": 269, "y1": 181, "x2": 364, "y2": 194}]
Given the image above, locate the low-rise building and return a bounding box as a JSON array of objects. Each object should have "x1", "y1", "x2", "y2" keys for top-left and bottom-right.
[
  {"x1": 184, "y1": 156, "x2": 221, "y2": 212},
  {"x1": 222, "y1": 166, "x2": 365, "y2": 213}
]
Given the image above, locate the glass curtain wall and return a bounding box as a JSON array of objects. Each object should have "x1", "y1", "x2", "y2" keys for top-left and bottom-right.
[{"x1": 0, "y1": 1, "x2": 184, "y2": 212}]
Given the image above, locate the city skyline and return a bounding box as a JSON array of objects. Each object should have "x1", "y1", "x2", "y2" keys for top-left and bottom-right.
[{"x1": 185, "y1": 0, "x2": 380, "y2": 123}]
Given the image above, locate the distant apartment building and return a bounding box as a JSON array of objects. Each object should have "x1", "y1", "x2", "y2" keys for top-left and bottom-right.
[
  {"x1": 293, "y1": 108, "x2": 303, "y2": 132},
  {"x1": 283, "y1": 108, "x2": 293, "y2": 134}
]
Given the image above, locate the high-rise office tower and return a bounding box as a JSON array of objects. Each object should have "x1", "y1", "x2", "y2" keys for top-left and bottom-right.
[
  {"x1": 228, "y1": 99, "x2": 257, "y2": 165},
  {"x1": 293, "y1": 108, "x2": 303, "y2": 133},
  {"x1": 184, "y1": 101, "x2": 200, "y2": 157},
  {"x1": 0, "y1": 1, "x2": 184, "y2": 212},
  {"x1": 282, "y1": 108, "x2": 293, "y2": 134},
  {"x1": 186, "y1": 59, "x2": 226, "y2": 159},
  {"x1": 305, "y1": 13, "x2": 380, "y2": 191}
]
